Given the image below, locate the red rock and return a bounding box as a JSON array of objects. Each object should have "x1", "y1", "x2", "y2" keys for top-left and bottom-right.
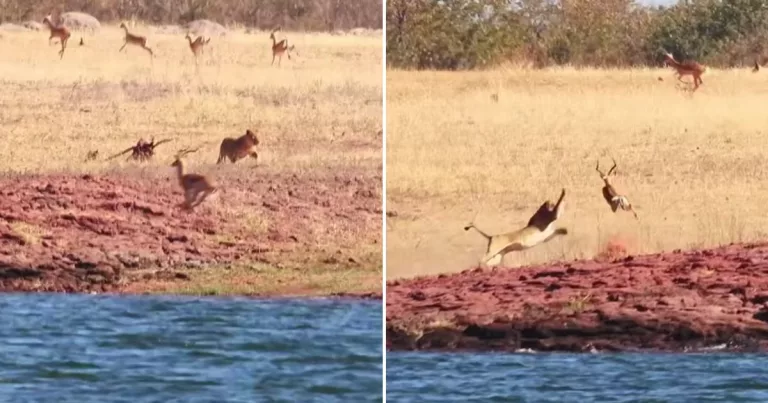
[
  {"x1": 387, "y1": 242, "x2": 768, "y2": 352},
  {"x1": 0, "y1": 171, "x2": 380, "y2": 294}
]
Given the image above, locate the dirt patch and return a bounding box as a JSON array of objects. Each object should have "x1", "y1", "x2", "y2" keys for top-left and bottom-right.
[
  {"x1": 0, "y1": 169, "x2": 381, "y2": 297},
  {"x1": 387, "y1": 243, "x2": 768, "y2": 352}
]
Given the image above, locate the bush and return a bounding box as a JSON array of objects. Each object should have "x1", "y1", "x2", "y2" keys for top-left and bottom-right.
[
  {"x1": 387, "y1": 0, "x2": 525, "y2": 70},
  {"x1": 387, "y1": 0, "x2": 768, "y2": 69},
  {"x1": 59, "y1": 12, "x2": 101, "y2": 32}
]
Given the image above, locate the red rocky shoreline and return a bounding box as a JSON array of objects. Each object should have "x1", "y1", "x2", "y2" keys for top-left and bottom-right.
[{"x1": 387, "y1": 242, "x2": 768, "y2": 353}]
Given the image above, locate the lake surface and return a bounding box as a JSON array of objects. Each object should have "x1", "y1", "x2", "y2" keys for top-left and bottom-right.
[
  {"x1": 0, "y1": 294, "x2": 382, "y2": 402},
  {"x1": 387, "y1": 352, "x2": 768, "y2": 402}
]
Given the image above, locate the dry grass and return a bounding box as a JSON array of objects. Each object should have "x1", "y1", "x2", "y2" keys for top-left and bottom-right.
[
  {"x1": 0, "y1": 25, "x2": 381, "y2": 174},
  {"x1": 9, "y1": 221, "x2": 47, "y2": 245},
  {"x1": 120, "y1": 260, "x2": 382, "y2": 297},
  {"x1": 0, "y1": 24, "x2": 382, "y2": 294},
  {"x1": 386, "y1": 66, "x2": 768, "y2": 279}
]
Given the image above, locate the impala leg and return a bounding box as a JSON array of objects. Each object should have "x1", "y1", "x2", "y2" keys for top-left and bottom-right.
[
  {"x1": 182, "y1": 189, "x2": 197, "y2": 209},
  {"x1": 692, "y1": 76, "x2": 700, "y2": 91},
  {"x1": 185, "y1": 190, "x2": 197, "y2": 209},
  {"x1": 119, "y1": 42, "x2": 127, "y2": 52},
  {"x1": 187, "y1": 190, "x2": 201, "y2": 208},
  {"x1": 196, "y1": 189, "x2": 216, "y2": 207},
  {"x1": 271, "y1": 54, "x2": 275, "y2": 66},
  {"x1": 189, "y1": 188, "x2": 214, "y2": 208}
]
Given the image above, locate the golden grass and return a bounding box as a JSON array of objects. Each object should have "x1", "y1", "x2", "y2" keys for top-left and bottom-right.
[
  {"x1": 122, "y1": 258, "x2": 382, "y2": 297},
  {"x1": 9, "y1": 221, "x2": 47, "y2": 245},
  {"x1": 0, "y1": 25, "x2": 382, "y2": 294},
  {"x1": 386, "y1": 66, "x2": 768, "y2": 279},
  {"x1": 0, "y1": 25, "x2": 381, "y2": 174}
]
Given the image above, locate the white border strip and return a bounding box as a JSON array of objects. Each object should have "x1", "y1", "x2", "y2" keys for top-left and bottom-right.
[{"x1": 380, "y1": 0, "x2": 388, "y2": 399}]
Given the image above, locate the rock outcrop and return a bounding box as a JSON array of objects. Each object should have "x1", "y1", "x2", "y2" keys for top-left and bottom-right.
[{"x1": 387, "y1": 243, "x2": 768, "y2": 352}]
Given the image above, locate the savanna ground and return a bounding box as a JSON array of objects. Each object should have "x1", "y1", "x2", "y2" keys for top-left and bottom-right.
[
  {"x1": 0, "y1": 24, "x2": 382, "y2": 297},
  {"x1": 386, "y1": 66, "x2": 768, "y2": 280}
]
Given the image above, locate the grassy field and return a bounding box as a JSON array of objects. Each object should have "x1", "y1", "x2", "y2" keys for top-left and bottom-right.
[
  {"x1": 0, "y1": 25, "x2": 381, "y2": 172},
  {"x1": 386, "y1": 66, "x2": 768, "y2": 280},
  {"x1": 0, "y1": 24, "x2": 383, "y2": 296}
]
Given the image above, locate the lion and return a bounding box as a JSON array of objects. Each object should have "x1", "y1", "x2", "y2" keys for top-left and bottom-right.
[{"x1": 217, "y1": 129, "x2": 260, "y2": 164}]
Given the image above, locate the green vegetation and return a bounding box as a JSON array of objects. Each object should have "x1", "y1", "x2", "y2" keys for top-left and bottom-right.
[{"x1": 387, "y1": 0, "x2": 768, "y2": 69}]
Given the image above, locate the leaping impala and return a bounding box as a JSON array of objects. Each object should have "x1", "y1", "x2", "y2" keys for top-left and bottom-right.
[
  {"x1": 119, "y1": 22, "x2": 154, "y2": 57},
  {"x1": 185, "y1": 33, "x2": 210, "y2": 60},
  {"x1": 42, "y1": 15, "x2": 70, "y2": 59},
  {"x1": 464, "y1": 188, "x2": 568, "y2": 267},
  {"x1": 171, "y1": 147, "x2": 217, "y2": 210},
  {"x1": 596, "y1": 158, "x2": 639, "y2": 220},
  {"x1": 269, "y1": 27, "x2": 296, "y2": 66},
  {"x1": 662, "y1": 50, "x2": 706, "y2": 91}
]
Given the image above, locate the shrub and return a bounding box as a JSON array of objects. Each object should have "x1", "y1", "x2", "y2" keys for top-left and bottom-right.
[{"x1": 387, "y1": 0, "x2": 768, "y2": 69}]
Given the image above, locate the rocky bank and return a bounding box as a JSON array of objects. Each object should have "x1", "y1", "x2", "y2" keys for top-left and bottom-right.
[
  {"x1": 387, "y1": 243, "x2": 768, "y2": 352},
  {"x1": 0, "y1": 170, "x2": 381, "y2": 296}
]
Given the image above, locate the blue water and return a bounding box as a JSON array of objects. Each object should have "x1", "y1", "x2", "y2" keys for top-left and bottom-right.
[
  {"x1": 387, "y1": 352, "x2": 768, "y2": 402},
  {"x1": 0, "y1": 294, "x2": 382, "y2": 402}
]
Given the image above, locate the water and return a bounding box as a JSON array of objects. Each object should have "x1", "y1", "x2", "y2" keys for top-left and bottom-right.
[
  {"x1": 387, "y1": 352, "x2": 768, "y2": 402},
  {"x1": 0, "y1": 294, "x2": 382, "y2": 402}
]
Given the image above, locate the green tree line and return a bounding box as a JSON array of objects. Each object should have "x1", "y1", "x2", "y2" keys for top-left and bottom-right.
[
  {"x1": 0, "y1": 0, "x2": 382, "y2": 31},
  {"x1": 387, "y1": 0, "x2": 768, "y2": 69}
]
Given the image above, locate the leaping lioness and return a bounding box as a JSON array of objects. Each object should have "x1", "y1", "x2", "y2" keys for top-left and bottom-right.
[{"x1": 464, "y1": 188, "x2": 568, "y2": 267}]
